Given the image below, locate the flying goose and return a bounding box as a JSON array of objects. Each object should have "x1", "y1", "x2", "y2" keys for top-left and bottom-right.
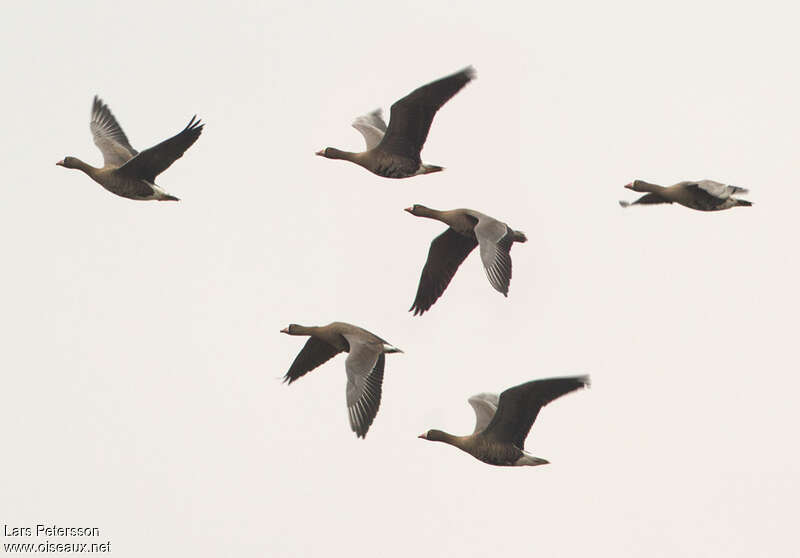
[
  {"x1": 620, "y1": 179, "x2": 752, "y2": 211},
  {"x1": 316, "y1": 66, "x2": 476, "y2": 178},
  {"x1": 404, "y1": 205, "x2": 527, "y2": 316},
  {"x1": 56, "y1": 96, "x2": 203, "y2": 201},
  {"x1": 281, "y1": 322, "x2": 403, "y2": 438},
  {"x1": 418, "y1": 375, "x2": 590, "y2": 467}
]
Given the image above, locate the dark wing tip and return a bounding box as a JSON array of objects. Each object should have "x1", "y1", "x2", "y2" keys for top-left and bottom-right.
[
  {"x1": 409, "y1": 303, "x2": 427, "y2": 316},
  {"x1": 185, "y1": 116, "x2": 204, "y2": 131},
  {"x1": 462, "y1": 65, "x2": 477, "y2": 81},
  {"x1": 92, "y1": 95, "x2": 106, "y2": 115}
]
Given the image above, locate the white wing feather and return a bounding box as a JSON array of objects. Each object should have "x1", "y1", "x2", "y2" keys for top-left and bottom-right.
[
  {"x1": 696, "y1": 180, "x2": 748, "y2": 198},
  {"x1": 468, "y1": 392, "x2": 499, "y2": 434},
  {"x1": 352, "y1": 109, "x2": 387, "y2": 150}
]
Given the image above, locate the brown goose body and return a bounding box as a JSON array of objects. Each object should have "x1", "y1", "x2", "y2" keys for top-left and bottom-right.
[
  {"x1": 57, "y1": 96, "x2": 203, "y2": 201},
  {"x1": 317, "y1": 148, "x2": 438, "y2": 179},
  {"x1": 58, "y1": 159, "x2": 176, "y2": 201},
  {"x1": 423, "y1": 431, "x2": 528, "y2": 466},
  {"x1": 280, "y1": 322, "x2": 402, "y2": 438},
  {"x1": 405, "y1": 205, "x2": 527, "y2": 315},
  {"x1": 316, "y1": 67, "x2": 475, "y2": 179},
  {"x1": 620, "y1": 179, "x2": 752, "y2": 211},
  {"x1": 419, "y1": 376, "x2": 590, "y2": 467}
]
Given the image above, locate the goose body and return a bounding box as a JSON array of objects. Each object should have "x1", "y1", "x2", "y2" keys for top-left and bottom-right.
[
  {"x1": 57, "y1": 96, "x2": 203, "y2": 201},
  {"x1": 620, "y1": 179, "x2": 752, "y2": 211},
  {"x1": 419, "y1": 376, "x2": 590, "y2": 467},
  {"x1": 280, "y1": 322, "x2": 402, "y2": 438},
  {"x1": 404, "y1": 205, "x2": 527, "y2": 315},
  {"x1": 316, "y1": 67, "x2": 475, "y2": 178}
]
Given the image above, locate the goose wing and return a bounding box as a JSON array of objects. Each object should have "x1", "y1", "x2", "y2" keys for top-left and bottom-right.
[
  {"x1": 468, "y1": 392, "x2": 500, "y2": 434},
  {"x1": 283, "y1": 337, "x2": 342, "y2": 384},
  {"x1": 695, "y1": 179, "x2": 748, "y2": 198},
  {"x1": 410, "y1": 228, "x2": 478, "y2": 316},
  {"x1": 90, "y1": 96, "x2": 138, "y2": 167},
  {"x1": 678, "y1": 181, "x2": 732, "y2": 210},
  {"x1": 473, "y1": 215, "x2": 515, "y2": 296},
  {"x1": 377, "y1": 66, "x2": 475, "y2": 160},
  {"x1": 117, "y1": 116, "x2": 203, "y2": 182},
  {"x1": 619, "y1": 193, "x2": 672, "y2": 208},
  {"x1": 343, "y1": 336, "x2": 385, "y2": 438},
  {"x1": 352, "y1": 109, "x2": 387, "y2": 150},
  {"x1": 482, "y1": 376, "x2": 590, "y2": 448}
]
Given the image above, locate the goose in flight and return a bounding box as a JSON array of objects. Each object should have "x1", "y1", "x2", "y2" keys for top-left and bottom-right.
[
  {"x1": 405, "y1": 205, "x2": 527, "y2": 316},
  {"x1": 619, "y1": 179, "x2": 752, "y2": 211},
  {"x1": 56, "y1": 96, "x2": 203, "y2": 201},
  {"x1": 419, "y1": 376, "x2": 590, "y2": 466},
  {"x1": 316, "y1": 67, "x2": 475, "y2": 178},
  {"x1": 281, "y1": 322, "x2": 402, "y2": 438}
]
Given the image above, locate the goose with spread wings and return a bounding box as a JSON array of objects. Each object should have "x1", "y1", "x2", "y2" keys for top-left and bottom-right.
[
  {"x1": 281, "y1": 322, "x2": 402, "y2": 438},
  {"x1": 419, "y1": 376, "x2": 590, "y2": 466},
  {"x1": 56, "y1": 96, "x2": 203, "y2": 201},
  {"x1": 620, "y1": 179, "x2": 752, "y2": 211},
  {"x1": 316, "y1": 66, "x2": 475, "y2": 178},
  {"x1": 405, "y1": 205, "x2": 527, "y2": 316}
]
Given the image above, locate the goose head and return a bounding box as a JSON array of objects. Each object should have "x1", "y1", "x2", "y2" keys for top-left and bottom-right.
[
  {"x1": 404, "y1": 204, "x2": 432, "y2": 216},
  {"x1": 56, "y1": 156, "x2": 80, "y2": 169},
  {"x1": 418, "y1": 429, "x2": 448, "y2": 442}
]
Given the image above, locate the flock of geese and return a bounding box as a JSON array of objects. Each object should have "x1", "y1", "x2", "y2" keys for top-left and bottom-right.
[{"x1": 57, "y1": 66, "x2": 752, "y2": 467}]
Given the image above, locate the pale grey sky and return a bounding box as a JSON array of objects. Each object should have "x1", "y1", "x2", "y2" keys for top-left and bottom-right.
[{"x1": 2, "y1": 1, "x2": 798, "y2": 556}]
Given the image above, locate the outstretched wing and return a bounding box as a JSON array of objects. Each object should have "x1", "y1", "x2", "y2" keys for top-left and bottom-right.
[
  {"x1": 117, "y1": 116, "x2": 203, "y2": 182},
  {"x1": 343, "y1": 339, "x2": 385, "y2": 438},
  {"x1": 482, "y1": 376, "x2": 590, "y2": 448},
  {"x1": 474, "y1": 216, "x2": 515, "y2": 296},
  {"x1": 378, "y1": 66, "x2": 475, "y2": 160},
  {"x1": 619, "y1": 193, "x2": 672, "y2": 208},
  {"x1": 283, "y1": 337, "x2": 342, "y2": 384},
  {"x1": 680, "y1": 182, "x2": 732, "y2": 210},
  {"x1": 695, "y1": 180, "x2": 748, "y2": 198},
  {"x1": 90, "y1": 96, "x2": 138, "y2": 167},
  {"x1": 410, "y1": 228, "x2": 478, "y2": 316}
]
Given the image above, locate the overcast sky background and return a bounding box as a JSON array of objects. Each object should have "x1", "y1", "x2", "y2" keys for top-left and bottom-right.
[{"x1": 2, "y1": 1, "x2": 798, "y2": 556}]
